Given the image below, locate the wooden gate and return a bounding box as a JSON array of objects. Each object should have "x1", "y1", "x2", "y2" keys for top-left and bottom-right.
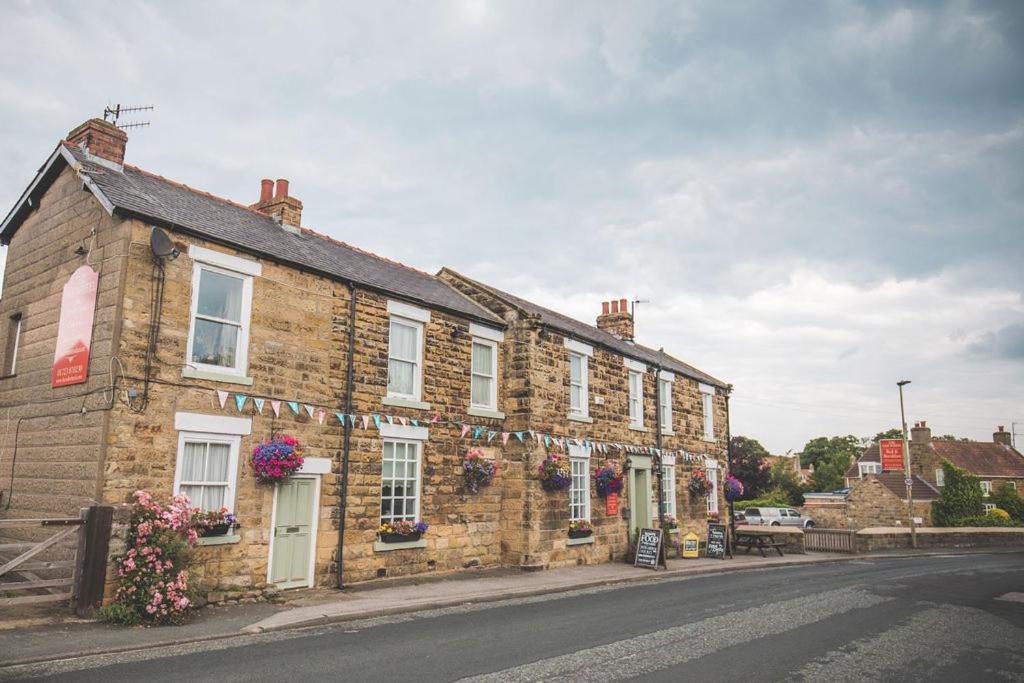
[
  {"x1": 804, "y1": 527, "x2": 856, "y2": 553},
  {"x1": 0, "y1": 506, "x2": 113, "y2": 614}
]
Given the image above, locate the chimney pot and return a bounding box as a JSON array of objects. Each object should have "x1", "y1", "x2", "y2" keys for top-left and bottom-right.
[
  {"x1": 275, "y1": 178, "x2": 289, "y2": 199},
  {"x1": 610, "y1": 300, "x2": 619, "y2": 313},
  {"x1": 602, "y1": 301, "x2": 610, "y2": 315},
  {"x1": 619, "y1": 298, "x2": 628, "y2": 313},
  {"x1": 260, "y1": 179, "x2": 274, "y2": 203}
]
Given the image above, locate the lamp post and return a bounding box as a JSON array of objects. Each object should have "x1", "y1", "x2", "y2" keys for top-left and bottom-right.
[{"x1": 897, "y1": 380, "x2": 916, "y2": 549}]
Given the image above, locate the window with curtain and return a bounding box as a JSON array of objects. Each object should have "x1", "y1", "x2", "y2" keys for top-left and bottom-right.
[
  {"x1": 660, "y1": 464, "x2": 676, "y2": 517},
  {"x1": 388, "y1": 318, "x2": 422, "y2": 399},
  {"x1": 189, "y1": 265, "x2": 251, "y2": 373},
  {"x1": 701, "y1": 387, "x2": 715, "y2": 440},
  {"x1": 628, "y1": 370, "x2": 643, "y2": 428},
  {"x1": 471, "y1": 339, "x2": 497, "y2": 409},
  {"x1": 569, "y1": 457, "x2": 590, "y2": 521},
  {"x1": 935, "y1": 468, "x2": 945, "y2": 487},
  {"x1": 381, "y1": 439, "x2": 421, "y2": 523},
  {"x1": 706, "y1": 466, "x2": 719, "y2": 515},
  {"x1": 569, "y1": 352, "x2": 588, "y2": 417},
  {"x1": 174, "y1": 435, "x2": 238, "y2": 512},
  {"x1": 658, "y1": 379, "x2": 672, "y2": 433}
]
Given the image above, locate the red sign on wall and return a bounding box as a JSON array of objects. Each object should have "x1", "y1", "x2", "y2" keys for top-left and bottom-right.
[
  {"x1": 606, "y1": 492, "x2": 619, "y2": 516},
  {"x1": 879, "y1": 439, "x2": 905, "y2": 472},
  {"x1": 52, "y1": 265, "x2": 99, "y2": 388}
]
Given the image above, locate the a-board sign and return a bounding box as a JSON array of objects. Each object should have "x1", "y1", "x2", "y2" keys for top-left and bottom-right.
[
  {"x1": 681, "y1": 531, "x2": 700, "y2": 559},
  {"x1": 634, "y1": 527, "x2": 663, "y2": 569},
  {"x1": 706, "y1": 523, "x2": 727, "y2": 559}
]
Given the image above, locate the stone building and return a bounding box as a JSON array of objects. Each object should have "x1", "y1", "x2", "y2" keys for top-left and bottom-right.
[{"x1": 0, "y1": 118, "x2": 730, "y2": 596}]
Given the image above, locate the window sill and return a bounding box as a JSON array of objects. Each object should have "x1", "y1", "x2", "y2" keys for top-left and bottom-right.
[
  {"x1": 661, "y1": 430, "x2": 675, "y2": 436},
  {"x1": 629, "y1": 425, "x2": 648, "y2": 433},
  {"x1": 567, "y1": 413, "x2": 593, "y2": 424},
  {"x1": 567, "y1": 535, "x2": 595, "y2": 546},
  {"x1": 374, "y1": 538, "x2": 427, "y2": 552},
  {"x1": 468, "y1": 406, "x2": 506, "y2": 419},
  {"x1": 702, "y1": 436, "x2": 716, "y2": 442},
  {"x1": 182, "y1": 367, "x2": 254, "y2": 386},
  {"x1": 669, "y1": 528, "x2": 680, "y2": 535},
  {"x1": 196, "y1": 534, "x2": 241, "y2": 547},
  {"x1": 382, "y1": 396, "x2": 431, "y2": 411}
]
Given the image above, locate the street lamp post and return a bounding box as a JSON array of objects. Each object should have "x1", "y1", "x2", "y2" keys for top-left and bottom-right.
[{"x1": 897, "y1": 380, "x2": 916, "y2": 549}]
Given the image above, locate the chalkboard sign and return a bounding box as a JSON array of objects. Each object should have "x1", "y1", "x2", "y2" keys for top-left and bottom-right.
[
  {"x1": 706, "y1": 523, "x2": 727, "y2": 560},
  {"x1": 634, "y1": 527, "x2": 663, "y2": 569}
]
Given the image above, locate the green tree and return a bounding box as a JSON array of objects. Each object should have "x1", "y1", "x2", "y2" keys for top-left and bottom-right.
[
  {"x1": 872, "y1": 428, "x2": 903, "y2": 442},
  {"x1": 801, "y1": 436, "x2": 860, "y2": 491},
  {"x1": 932, "y1": 460, "x2": 984, "y2": 526},
  {"x1": 729, "y1": 436, "x2": 772, "y2": 499},
  {"x1": 991, "y1": 483, "x2": 1024, "y2": 523},
  {"x1": 769, "y1": 459, "x2": 805, "y2": 506}
]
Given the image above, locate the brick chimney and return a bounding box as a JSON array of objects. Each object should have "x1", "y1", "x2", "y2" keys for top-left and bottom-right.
[
  {"x1": 911, "y1": 420, "x2": 931, "y2": 445},
  {"x1": 596, "y1": 298, "x2": 634, "y2": 341},
  {"x1": 251, "y1": 178, "x2": 302, "y2": 232},
  {"x1": 67, "y1": 118, "x2": 128, "y2": 168},
  {"x1": 994, "y1": 426, "x2": 1012, "y2": 447}
]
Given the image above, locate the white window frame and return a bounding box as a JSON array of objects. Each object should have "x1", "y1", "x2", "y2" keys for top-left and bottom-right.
[
  {"x1": 185, "y1": 248, "x2": 258, "y2": 379},
  {"x1": 626, "y1": 360, "x2": 645, "y2": 429},
  {"x1": 983, "y1": 503, "x2": 996, "y2": 513},
  {"x1": 568, "y1": 444, "x2": 591, "y2": 522},
  {"x1": 569, "y1": 352, "x2": 589, "y2": 418},
  {"x1": 700, "y1": 383, "x2": 715, "y2": 440},
  {"x1": 380, "y1": 438, "x2": 423, "y2": 524},
  {"x1": 706, "y1": 459, "x2": 719, "y2": 515},
  {"x1": 470, "y1": 337, "x2": 498, "y2": 411},
  {"x1": 980, "y1": 481, "x2": 992, "y2": 497},
  {"x1": 173, "y1": 431, "x2": 242, "y2": 513},
  {"x1": 1007, "y1": 482, "x2": 1017, "y2": 491},
  {"x1": 859, "y1": 462, "x2": 881, "y2": 477},
  {"x1": 658, "y1": 371, "x2": 674, "y2": 435},
  {"x1": 387, "y1": 315, "x2": 425, "y2": 401},
  {"x1": 5, "y1": 314, "x2": 21, "y2": 376},
  {"x1": 935, "y1": 468, "x2": 945, "y2": 487},
  {"x1": 661, "y1": 463, "x2": 677, "y2": 517}
]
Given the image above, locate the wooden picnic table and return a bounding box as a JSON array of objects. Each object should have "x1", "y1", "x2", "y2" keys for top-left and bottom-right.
[{"x1": 733, "y1": 528, "x2": 785, "y2": 557}]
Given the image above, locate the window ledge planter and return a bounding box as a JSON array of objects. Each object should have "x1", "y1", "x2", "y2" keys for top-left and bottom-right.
[
  {"x1": 198, "y1": 523, "x2": 234, "y2": 537},
  {"x1": 379, "y1": 531, "x2": 422, "y2": 544},
  {"x1": 568, "y1": 529, "x2": 593, "y2": 539},
  {"x1": 567, "y1": 535, "x2": 595, "y2": 546}
]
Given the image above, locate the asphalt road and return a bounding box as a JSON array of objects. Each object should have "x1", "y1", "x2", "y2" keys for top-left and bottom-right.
[{"x1": 7, "y1": 552, "x2": 1024, "y2": 682}]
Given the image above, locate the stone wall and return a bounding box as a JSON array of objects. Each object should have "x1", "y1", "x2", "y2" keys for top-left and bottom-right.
[
  {"x1": 854, "y1": 527, "x2": 1024, "y2": 552},
  {"x1": 801, "y1": 476, "x2": 934, "y2": 530}
]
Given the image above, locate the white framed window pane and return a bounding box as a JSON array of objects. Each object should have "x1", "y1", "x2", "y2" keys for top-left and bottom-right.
[
  {"x1": 661, "y1": 465, "x2": 676, "y2": 516},
  {"x1": 570, "y1": 354, "x2": 582, "y2": 383},
  {"x1": 703, "y1": 392, "x2": 714, "y2": 437},
  {"x1": 570, "y1": 385, "x2": 582, "y2": 412},
  {"x1": 191, "y1": 318, "x2": 239, "y2": 368},
  {"x1": 388, "y1": 358, "x2": 415, "y2": 395},
  {"x1": 472, "y1": 342, "x2": 493, "y2": 376},
  {"x1": 381, "y1": 439, "x2": 421, "y2": 523},
  {"x1": 472, "y1": 375, "x2": 492, "y2": 406},
  {"x1": 706, "y1": 467, "x2": 719, "y2": 514},
  {"x1": 205, "y1": 443, "x2": 230, "y2": 482},
  {"x1": 182, "y1": 442, "x2": 206, "y2": 481},
  {"x1": 204, "y1": 486, "x2": 226, "y2": 511},
  {"x1": 389, "y1": 320, "x2": 418, "y2": 361},
  {"x1": 569, "y1": 458, "x2": 589, "y2": 521},
  {"x1": 196, "y1": 269, "x2": 244, "y2": 322}
]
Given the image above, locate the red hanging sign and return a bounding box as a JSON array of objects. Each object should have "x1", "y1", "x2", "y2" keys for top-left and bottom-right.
[
  {"x1": 51, "y1": 265, "x2": 99, "y2": 388},
  {"x1": 605, "y1": 492, "x2": 619, "y2": 516},
  {"x1": 879, "y1": 439, "x2": 905, "y2": 472}
]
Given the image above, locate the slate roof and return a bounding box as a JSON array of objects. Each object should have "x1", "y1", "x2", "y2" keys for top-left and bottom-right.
[
  {"x1": 872, "y1": 472, "x2": 940, "y2": 501},
  {"x1": 845, "y1": 444, "x2": 881, "y2": 479},
  {"x1": 3, "y1": 143, "x2": 500, "y2": 324},
  {"x1": 443, "y1": 269, "x2": 728, "y2": 389},
  {"x1": 931, "y1": 441, "x2": 1024, "y2": 478}
]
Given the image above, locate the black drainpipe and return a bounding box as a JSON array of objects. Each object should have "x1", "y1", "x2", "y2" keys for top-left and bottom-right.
[{"x1": 336, "y1": 284, "x2": 358, "y2": 589}]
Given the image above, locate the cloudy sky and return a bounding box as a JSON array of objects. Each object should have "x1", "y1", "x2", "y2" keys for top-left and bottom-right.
[{"x1": 1, "y1": 1, "x2": 1021, "y2": 453}]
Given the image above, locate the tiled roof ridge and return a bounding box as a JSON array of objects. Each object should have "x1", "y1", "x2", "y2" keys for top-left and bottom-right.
[{"x1": 298, "y1": 227, "x2": 435, "y2": 280}]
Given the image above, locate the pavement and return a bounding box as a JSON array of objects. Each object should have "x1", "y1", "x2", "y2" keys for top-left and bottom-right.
[
  {"x1": 0, "y1": 548, "x2": 1014, "y2": 671},
  {"x1": 4, "y1": 550, "x2": 1022, "y2": 681}
]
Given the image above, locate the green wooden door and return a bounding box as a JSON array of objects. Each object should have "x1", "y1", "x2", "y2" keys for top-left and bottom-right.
[{"x1": 271, "y1": 478, "x2": 316, "y2": 588}]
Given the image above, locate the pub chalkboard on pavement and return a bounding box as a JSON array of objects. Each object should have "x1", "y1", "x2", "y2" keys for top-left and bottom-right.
[
  {"x1": 634, "y1": 527, "x2": 663, "y2": 569},
  {"x1": 706, "y1": 523, "x2": 727, "y2": 560}
]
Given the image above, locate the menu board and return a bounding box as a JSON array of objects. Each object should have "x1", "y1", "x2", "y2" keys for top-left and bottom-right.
[
  {"x1": 706, "y1": 523, "x2": 727, "y2": 559},
  {"x1": 634, "y1": 527, "x2": 663, "y2": 569}
]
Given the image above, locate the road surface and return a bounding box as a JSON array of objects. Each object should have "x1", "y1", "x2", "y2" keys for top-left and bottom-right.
[{"x1": 7, "y1": 551, "x2": 1024, "y2": 681}]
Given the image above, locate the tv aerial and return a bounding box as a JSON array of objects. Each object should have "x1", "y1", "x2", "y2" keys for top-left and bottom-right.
[
  {"x1": 103, "y1": 103, "x2": 154, "y2": 130},
  {"x1": 150, "y1": 226, "x2": 180, "y2": 261}
]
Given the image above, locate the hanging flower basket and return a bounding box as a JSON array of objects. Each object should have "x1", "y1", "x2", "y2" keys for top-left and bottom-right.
[
  {"x1": 537, "y1": 454, "x2": 572, "y2": 491},
  {"x1": 688, "y1": 470, "x2": 713, "y2": 497},
  {"x1": 568, "y1": 520, "x2": 593, "y2": 538},
  {"x1": 723, "y1": 475, "x2": 745, "y2": 502},
  {"x1": 192, "y1": 507, "x2": 237, "y2": 537},
  {"x1": 251, "y1": 434, "x2": 304, "y2": 484},
  {"x1": 462, "y1": 448, "x2": 497, "y2": 493},
  {"x1": 378, "y1": 520, "x2": 428, "y2": 543},
  {"x1": 594, "y1": 463, "x2": 624, "y2": 498}
]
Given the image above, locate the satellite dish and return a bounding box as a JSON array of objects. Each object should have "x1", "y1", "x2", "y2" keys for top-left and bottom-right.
[{"x1": 150, "y1": 226, "x2": 180, "y2": 260}]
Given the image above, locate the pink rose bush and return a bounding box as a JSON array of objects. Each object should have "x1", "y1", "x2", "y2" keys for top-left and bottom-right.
[
  {"x1": 98, "y1": 490, "x2": 197, "y2": 625},
  {"x1": 251, "y1": 434, "x2": 304, "y2": 484}
]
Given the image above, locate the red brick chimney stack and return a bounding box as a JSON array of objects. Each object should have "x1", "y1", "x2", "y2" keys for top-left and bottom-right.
[
  {"x1": 994, "y1": 426, "x2": 1012, "y2": 447},
  {"x1": 911, "y1": 420, "x2": 931, "y2": 445},
  {"x1": 66, "y1": 118, "x2": 128, "y2": 167},
  {"x1": 251, "y1": 177, "x2": 303, "y2": 230},
  {"x1": 596, "y1": 298, "x2": 634, "y2": 341}
]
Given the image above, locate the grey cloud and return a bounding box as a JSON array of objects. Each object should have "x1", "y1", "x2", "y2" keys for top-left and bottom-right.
[{"x1": 970, "y1": 322, "x2": 1024, "y2": 359}]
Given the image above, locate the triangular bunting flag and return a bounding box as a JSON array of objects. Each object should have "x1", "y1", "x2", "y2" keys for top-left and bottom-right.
[
  {"x1": 361, "y1": 415, "x2": 369, "y2": 430},
  {"x1": 287, "y1": 401, "x2": 300, "y2": 415},
  {"x1": 217, "y1": 390, "x2": 229, "y2": 409},
  {"x1": 373, "y1": 415, "x2": 382, "y2": 429},
  {"x1": 349, "y1": 414, "x2": 358, "y2": 426},
  {"x1": 336, "y1": 413, "x2": 347, "y2": 425},
  {"x1": 386, "y1": 415, "x2": 394, "y2": 425},
  {"x1": 253, "y1": 398, "x2": 265, "y2": 414},
  {"x1": 544, "y1": 435, "x2": 551, "y2": 448},
  {"x1": 473, "y1": 427, "x2": 483, "y2": 439},
  {"x1": 398, "y1": 416, "x2": 408, "y2": 426},
  {"x1": 514, "y1": 432, "x2": 524, "y2": 442},
  {"x1": 432, "y1": 413, "x2": 441, "y2": 424},
  {"x1": 317, "y1": 409, "x2": 326, "y2": 425},
  {"x1": 304, "y1": 404, "x2": 315, "y2": 418},
  {"x1": 487, "y1": 431, "x2": 497, "y2": 442},
  {"x1": 411, "y1": 419, "x2": 419, "y2": 427},
  {"x1": 235, "y1": 394, "x2": 248, "y2": 411},
  {"x1": 501, "y1": 432, "x2": 510, "y2": 446},
  {"x1": 461, "y1": 424, "x2": 471, "y2": 438},
  {"x1": 271, "y1": 400, "x2": 282, "y2": 417}
]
